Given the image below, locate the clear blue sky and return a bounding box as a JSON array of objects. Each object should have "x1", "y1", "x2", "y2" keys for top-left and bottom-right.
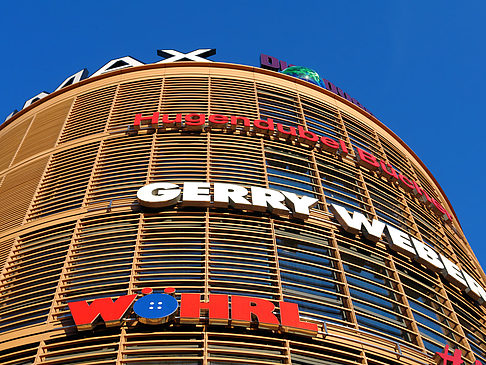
[{"x1": 1, "y1": 1, "x2": 485, "y2": 268}]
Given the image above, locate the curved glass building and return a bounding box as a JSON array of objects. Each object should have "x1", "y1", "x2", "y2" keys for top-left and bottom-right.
[{"x1": 0, "y1": 58, "x2": 485, "y2": 364}]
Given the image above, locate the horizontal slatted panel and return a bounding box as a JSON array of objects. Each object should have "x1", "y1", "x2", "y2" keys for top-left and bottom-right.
[
  {"x1": 210, "y1": 77, "x2": 258, "y2": 119},
  {"x1": 207, "y1": 332, "x2": 287, "y2": 364},
  {"x1": 366, "y1": 352, "x2": 409, "y2": 365},
  {"x1": 362, "y1": 172, "x2": 417, "y2": 234},
  {"x1": 265, "y1": 140, "x2": 323, "y2": 208},
  {"x1": 315, "y1": 153, "x2": 372, "y2": 217},
  {"x1": 51, "y1": 213, "x2": 138, "y2": 324},
  {"x1": 28, "y1": 142, "x2": 99, "y2": 220},
  {"x1": 0, "y1": 237, "x2": 14, "y2": 276},
  {"x1": 210, "y1": 134, "x2": 266, "y2": 187},
  {"x1": 40, "y1": 333, "x2": 120, "y2": 364},
  {"x1": 444, "y1": 226, "x2": 483, "y2": 284},
  {"x1": 394, "y1": 256, "x2": 465, "y2": 355},
  {"x1": 257, "y1": 83, "x2": 303, "y2": 129},
  {"x1": 275, "y1": 221, "x2": 350, "y2": 325},
  {"x1": 59, "y1": 85, "x2": 116, "y2": 143},
  {"x1": 411, "y1": 163, "x2": 441, "y2": 203},
  {"x1": 134, "y1": 211, "x2": 206, "y2": 294},
  {"x1": 0, "y1": 117, "x2": 32, "y2": 173},
  {"x1": 108, "y1": 78, "x2": 163, "y2": 132},
  {"x1": 161, "y1": 77, "x2": 209, "y2": 116},
  {"x1": 336, "y1": 231, "x2": 420, "y2": 348},
  {"x1": 0, "y1": 157, "x2": 48, "y2": 232},
  {"x1": 86, "y1": 134, "x2": 152, "y2": 207},
  {"x1": 405, "y1": 195, "x2": 452, "y2": 256},
  {"x1": 208, "y1": 213, "x2": 279, "y2": 299},
  {"x1": 0, "y1": 222, "x2": 74, "y2": 333},
  {"x1": 290, "y1": 337, "x2": 364, "y2": 364},
  {"x1": 400, "y1": 159, "x2": 454, "y2": 258},
  {"x1": 0, "y1": 342, "x2": 39, "y2": 365},
  {"x1": 301, "y1": 96, "x2": 345, "y2": 141},
  {"x1": 378, "y1": 134, "x2": 416, "y2": 181},
  {"x1": 342, "y1": 112, "x2": 383, "y2": 159},
  {"x1": 13, "y1": 99, "x2": 73, "y2": 164},
  {"x1": 449, "y1": 290, "x2": 486, "y2": 362},
  {"x1": 121, "y1": 329, "x2": 204, "y2": 364},
  {"x1": 150, "y1": 133, "x2": 207, "y2": 183}
]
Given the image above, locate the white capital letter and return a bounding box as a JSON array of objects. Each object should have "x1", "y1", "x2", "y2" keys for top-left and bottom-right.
[
  {"x1": 251, "y1": 187, "x2": 289, "y2": 216},
  {"x1": 330, "y1": 204, "x2": 385, "y2": 242},
  {"x1": 182, "y1": 182, "x2": 210, "y2": 206},
  {"x1": 214, "y1": 183, "x2": 251, "y2": 209},
  {"x1": 137, "y1": 183, "x2": 181, "y2": 208},
  {"x1": 384, "y1": 225, "x2": 416, "y2": 258},
  {"x1": 282, "y1": 192, "x2": 318, "y2": 220},
  {"x1": 411, "y1": 238, "x2": 444, "y2": 272},
  {"x1": 439, "y1": 254, "x2": 468, "y2": 290},
  {"x1": 462, "y1": 271, "x2": 486, "y2": 305}
]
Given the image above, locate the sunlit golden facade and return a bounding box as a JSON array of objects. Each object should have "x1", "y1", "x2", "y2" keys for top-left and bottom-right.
[{"x1": 0, "y1": 61, "x2": 485, "y2": 364}]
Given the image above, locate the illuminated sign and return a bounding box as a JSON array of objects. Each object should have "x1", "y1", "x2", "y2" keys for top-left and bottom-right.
[
  {"x1": 260, "y1": 54, "x2": 372, "y2": 115},
  {"x1": 137, "y1": 182, "x2": 319, "y2": 220},
  {"x1": 68, "y1": 287, "x2": 318, "y2": 336},
  {"x1": 330, "y1": 203, "x2": 486, "y2": 307},
  {"x1": 435, "y1": 345, "x2": 482, "y2": 364},
  {"x1": 130, "y1": 112, "x2": 454, "y2": 223}
]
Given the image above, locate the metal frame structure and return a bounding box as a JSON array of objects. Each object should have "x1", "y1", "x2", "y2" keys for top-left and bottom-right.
[{"x1": 0, "y1": 62, "x2": 484, "y2": 364}]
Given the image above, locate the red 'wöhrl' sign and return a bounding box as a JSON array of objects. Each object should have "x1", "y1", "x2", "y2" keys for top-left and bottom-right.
[{"x1": 68, "y1": 288, "x2": 318, "y2": 336}]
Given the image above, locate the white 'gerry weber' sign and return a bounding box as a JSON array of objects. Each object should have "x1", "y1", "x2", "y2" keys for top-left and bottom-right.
[{"x1": 136, "y1": 182, "x2": 486, "y2": 307}]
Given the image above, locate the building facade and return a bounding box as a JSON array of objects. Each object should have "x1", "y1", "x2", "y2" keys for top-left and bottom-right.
[{"x1": 0, "y1": 59, "x2": 485, "y2": 364}]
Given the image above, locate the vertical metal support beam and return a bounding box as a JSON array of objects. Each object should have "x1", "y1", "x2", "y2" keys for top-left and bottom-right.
[
  {"x1": 336, "y1": 109, "x2": 355, "y2": 159},
  {"x1": 360, "y1": 349, "x2": 369, "y2": 365},
  {"x1": 260, "y1": 139, "x2": 270, "y2": 188},
  {"x1": 203, "y1": 325, "x2": 209, "y2": 365},
  {"x1": 356, "y1": 169, "x2": 377, "y2": 219},
  {"x1": 284, "y1": 339, "x2": 291, "y2": 364},
  {"x1": 371, "y1": 129, "x2": 387, "y2": 161},
  {"x1": 205, "y1": 76, "x2": 211, "y2": 301},
  {"x1": 387, "y1": 255, "x2": 425, "y2": 349},
  {"x1": 81, "y1": 138, "x2": 104, "y2": 208},
  {"x1": 437, "y1": 280, "x2": 475, "y2": 362},
  {"x1": 7, "y1": 116, "x2": 36, "y2": 170},
  {"x1": 270, "y1": 219, "x2": 284, "y2": 302},
  {"x1": 0, "y1": 236, "x2": 21, "y2": 290},
  {"x1": 46, "y1": 218, "x2": 82, "y2": 323},
  {"x1": 330, "y1": 229, "x2": 359, "y2": 328},
  {"x1": 127, "y1": 214, "x2": 144, "y2": 295},
  {"x1": 81, "y1": 84, "x2": 120, "y2": 207},
  {"x1": 370, "y1": 129, "x2": 426, "y2": 350},
  {"x1": 54, "y1": 95, "x2": 77, "y2": 148},
  {"x1": 22, "y1": 152, "x2": 55, "y2": 224},
  {"x1": 104, "y1": 84, "x2": 121, "y2": 134},
  {"x1": 297, "y1": 94, "x2": 328, "y2": 212},
  {"x1": 116, "y1": 328, "x2": 127, "y2": 365},
  {"x1": 204, "y1": 210, "x2": 210, "y2": 301},
  {"x1": 32, "y1": 339, "x2": 46, "y2": 365}
]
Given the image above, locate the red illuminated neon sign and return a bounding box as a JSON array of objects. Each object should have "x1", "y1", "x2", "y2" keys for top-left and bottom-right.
[
  {"x1": 68, "y1": 288, "x2": 318, "y2": 336},
  {"x1": 128, "y1": 112, "x2": 454, "y2": 223},
  {"x1": 435, "y1": 345, "x2": 483, "y2": 365}
]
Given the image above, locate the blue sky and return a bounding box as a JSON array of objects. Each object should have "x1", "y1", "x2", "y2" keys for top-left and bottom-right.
[{"x1": 1, "y1": 1, "x2": 485, "y2": 268}]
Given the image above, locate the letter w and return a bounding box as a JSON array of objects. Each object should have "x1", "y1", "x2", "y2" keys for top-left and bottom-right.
[
  {"x1": 68, "y1": 294, "x2": 137, "y2": 330},
  {"x1": 330, "y1": 204, "x2": 385, "y2": 242}
]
